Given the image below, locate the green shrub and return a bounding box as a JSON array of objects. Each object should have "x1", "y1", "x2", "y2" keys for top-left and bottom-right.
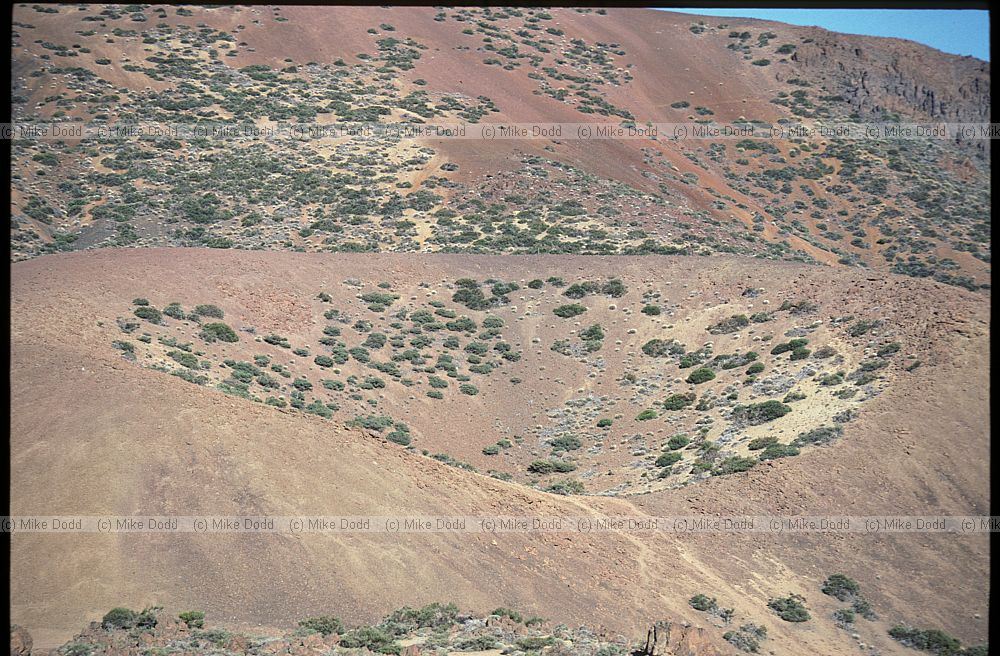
[
  {"x1": 770, "y1": 338, "x2": 808, "y2": 355},
  {"x1": 789, "y1": 347, "x2": 811, "y2": 360},
  {"x1": 299, "y1": 615, "x2": 344, "y2": 636},
  {"x1": 833, "y1": 609, "x2": 855, "y2": 625},
  {"x1": 387, "y1": 429, "x2": 411, "y2": 446},
  {"x1": 453, "y1": 635, "x2": 499, "y2": 651},
  {"x1": 712, "y1": 456, "x2": 756, "y2": 476},
  {"x1": 349, "y1": 415, "x2": 396, "y2": 432},
  {"x1": 689, "y1": 594, "x2": 718, "y2": 612},
  {"x1": 553, "y1": 303, "x2": 587, "y2": 318},
  {"x1": 641, "y1": 304, "x2": 661, "y2": 315},
  {"x1": 200, "y1": 322, "x2": 238, "y2": 343},
  {"x1": 821, "y1": 574, "x2": 861, "y2": 601},
  {"x1": 747, "y1": 436, "x2": 778, "y2": 450},
  {"x1": 163, "y1": 303, "x2": 186, "y2": 319},
  {"x1": 733, "y1": 400, "x2": 791, "y2": 425},
  {"x1": 636, "y1": 409, "x2": 658, "y2": 421},
  {"x1": 178, "y1": 611, "x2": 205, "y2": 629},
  {"x1": 723, "y1": 624, "x2": 767, "y2": 653},
  {"x1": 888, "y1": 626, "x2": 963, "y2": 655},
  {"x1": 264, "y1": 334, "x2": 291, "y2": 348},
  {"x1": 515, "y1": 636, "x2": 556, "y2": 651},
  {"x1": 877, "y1": 342, "x2": 902, "y2": 357},
  {"x1": 667, "y1": 434, "x2": 690, "y2": 450},
  {"x1": 768, "y1": 595, "x2": 810, "y2": 622},
  {"x1": 383, "y1": 602, "x2": 459, "y2": 632},
  {"x1": 168, "y1": 350, "x2": 199, "y2": 369},
  {"x1": 687, "y1": 368, "x2": 716, "y2": 384},
  {"x1": 459, "y1": 383, "x2": 478, "y2": 395},
  {"x1": 550, "y1": 435, "x2": 582, "y2": 451},
  {"x1": 642, "y1": 338, "x2": 684, "y2": 357},
  {"x1": 546, "y1": 479, "x2": 585, "y2": 495},
  {"x1": 339, "y1": 626, "x2": 399, "y2": 654},
  {"x1": 101, "y1": 606, "x2": 158, "y2": 630},
  {"x1": 101, "y1": 607, "x2": 137, "y2": 630},
  {"x1": 663, "y1": 393, "x2": 695, "y2": 410},
  {"x1": 851, "y1": 597, "x2": 877, "y2": 621},
  {"x1": 597, "y1": 418, "x2": 613, "y2": 427},
  {"x1": 490, "y1": 607, "x2": 523, "y2": 623},
  {"x1": 655, "y1": 452, "x2": 683, "y2": 468},
  {"x1": 758, "y1": 443, "x2": 800, "y2": 460},
  {"x1": 708, "y1": 314, "x2": 750, "y2": 334},
  {"x1": 528, "y1": 459, "x2": 576, "y2": 474},
  {"x1": 194, "y1": 304, "x2": 224, "y2": 318},
  {"x1": 133, "y1": 306, "x2": 162, "y2": 323},
  {"x1": 793, "y1": 425, "x2": 842, "y2": 446}
]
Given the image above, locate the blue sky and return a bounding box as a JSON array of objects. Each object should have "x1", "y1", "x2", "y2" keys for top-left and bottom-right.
[{"x1": 662, "y1": 9, "x2": 990, "y2": 61}]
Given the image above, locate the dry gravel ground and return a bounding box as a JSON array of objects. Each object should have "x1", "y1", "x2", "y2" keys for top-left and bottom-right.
[{"x1": 10, "y1": 249, "x2": 989, "y2": 654}]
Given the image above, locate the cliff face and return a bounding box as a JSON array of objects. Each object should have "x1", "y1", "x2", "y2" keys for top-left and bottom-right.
[{"x1": 783, "y1": 28, "x2": 990, "y2": 154}]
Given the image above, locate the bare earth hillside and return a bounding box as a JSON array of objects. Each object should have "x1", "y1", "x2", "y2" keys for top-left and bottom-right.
[
  {"x1": 10, "y1": 250, "x2": 989, "y2": 654},
  {"x1": 8, "y1": 5, "x2": 991, "y2": 656}
]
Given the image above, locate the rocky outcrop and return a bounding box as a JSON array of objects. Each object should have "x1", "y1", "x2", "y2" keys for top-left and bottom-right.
[
  {"x1": 9, "y1": 626, "x2": 32, "y2": 656},
  {"x1": 639, "y1": 621, "x2": 729, "y2": 656},
  {"x1": 782, "y1": 28, "x2": 990, "y2": 154}
]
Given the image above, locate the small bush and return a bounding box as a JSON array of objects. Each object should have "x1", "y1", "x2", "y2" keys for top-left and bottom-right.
[
  {"x1": 758, "y1": 443, "x2": 800, "y2": 460},
  {"x1": 178, "y1": 611, "x2": 205, "y2": 629},
  {"x1": 550, "y1": 435, "x2": 582, "y2": 451},
  {"x1": 663, "y1": 393, "x2": 695, "y2": 410},
  {"x1": 888, "y1": 626, "x2": 963, "y2": 654},
  {"x1": 194, "y1": 304, "x2": 224, "y2": 319},
  {"x1": 724, "y1": 624, "x2": 767, "y2": 653},
  {"x1": 655, "y1": 452, "x2": 683, "y2": 468},
  {"x1": 528, "y1": 459, "x2": 577, "y2": 474},
  {"x1": 101, "y1": 608, "x2": 137, "y2": 630},
  {"x1": 793, "y1": 425, "x2": 842, "y2": 446},
  {"x1": 133, "y1": 306, "x2": 162, "y2": 324},
  {"x1": 821, "y1": 574, "x2": 861, "y2": 601},
  {"x1": 768, "y1": 595, "x2": 810, "y2": 622},
  {"x1": 689, "y1": 594, "x2": 718, "y2": 612},
  {"x1": 339, "y1": 626, "x2": 399, "y2": 654},
  {"x1": 708, "y1": 314, "x2": 750, "y2": 334},
  {"x1": 733, "y1": 400, "x2": 791, "y2": 425},
  {"x1": 667, "y1": 434, "x2": 690, "y2": 450},
  {"x1": 687, "y1": 368, "x2": 716, "y2": 384},
  {"x1": 747, "y1": 436, "x2": 778, "y2": 450},
  {"x1": 553, "y1": 303, "x2": 587, "y2": 318},
  {"x1": 200, "y1": 322, "x2": 238, "y2": 343},
  {"x1": 833, "y1": 609, "x2": 855, "y2": 626},
  {"x1": 712, "y1": 456, "x2": 757, "y2": 476},
  {"x1": 642, "y1": 338, "x2": 684, "y2": 357}
]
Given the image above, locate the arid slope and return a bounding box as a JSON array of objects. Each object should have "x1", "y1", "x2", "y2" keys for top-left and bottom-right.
[{"x1": 10, "y1": 250, "x2": 990, "y2": 653}]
